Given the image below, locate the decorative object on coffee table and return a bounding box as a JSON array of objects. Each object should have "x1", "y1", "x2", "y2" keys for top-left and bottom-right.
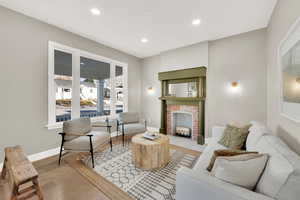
[
  {"x1": 131, "y1": 133, "x2": 170, "y2": 170},
  {"x1": 1, "y1": 146, "x2": 44, "y2": 200}
]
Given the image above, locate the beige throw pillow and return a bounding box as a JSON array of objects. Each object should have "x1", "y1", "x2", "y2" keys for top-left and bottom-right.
[
  {"x1": 218, "y1": 124, "x2": 252, "y2": 149},
  {"x1": 211, "y1": 154, "x2": 269, "y2": 190},
  {"x1": 207, "y1": 149, "x2": 258, "y2": 172}
]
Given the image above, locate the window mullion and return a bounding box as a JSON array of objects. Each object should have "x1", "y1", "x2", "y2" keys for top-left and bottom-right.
[
  {"x1": 72, "y1": 52, "x2": 80, "y2": 119},
  {"x1": 110, "y1": 63, "x2": 116, "y2": 117},
  {"x1": 48, "y1": 43, "x2": 56, "y2": 124},
  {"x1": 123, "y1": 65, "x2": 128, "y2": 112}
]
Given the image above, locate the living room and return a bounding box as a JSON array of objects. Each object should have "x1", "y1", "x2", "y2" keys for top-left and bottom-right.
[{"x1": 0, "y1": 0, "x2": 300, "y2": 200}]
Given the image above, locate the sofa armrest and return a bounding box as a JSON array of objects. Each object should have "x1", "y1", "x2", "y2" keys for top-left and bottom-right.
[
  {"x1": 212, "y1": 126, "x2": 226, "y2": 138},
  {"x1": 176, "y1": 167, "x2": 274, "y2": 200}
]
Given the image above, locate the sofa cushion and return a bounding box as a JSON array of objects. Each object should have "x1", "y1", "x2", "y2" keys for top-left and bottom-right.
[
  {"x1": 212, "y1": 154, "x2": 269, "y2": 190},
  {"x1": 255, "y1": 135, "x2": 300, "y2": 200},
  {"x1": 123, "y1": 123, "x2": 146, "y2": 135},
  {"x1": 218, "y1": 124, "x2": 252, "y2": 149},
  {"x1": 64, "y1": 131, "x2": 109, "y2": 151},
  {"x1": 193, "y1": 137, "x2": 228, "y2": 171},
  {"x1": 207, "y1": 149, "x2": 258, "y2": 172},
  {"x1": 246, "y1": 121, "x2": 270, "y2": 151}
]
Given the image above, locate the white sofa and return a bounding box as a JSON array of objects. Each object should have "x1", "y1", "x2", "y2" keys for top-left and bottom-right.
[{"x1": 176, "y1": 121, "x2": 300, "y2": 200}]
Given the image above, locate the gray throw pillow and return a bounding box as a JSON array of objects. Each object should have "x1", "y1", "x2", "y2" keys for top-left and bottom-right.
[{"x1": 218, "y1": 124, "x2": 252, "y2": 149}]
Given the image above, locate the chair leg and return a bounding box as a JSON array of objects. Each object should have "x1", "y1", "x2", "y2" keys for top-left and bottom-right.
[
  {"x1": 89, "y1": 136, "x2": 95, "y2": 168},
  {"x1": 33, "y1": 178, "x2": 44, "y2": 200},
  {"x1": 90, "y1": 149, "x2": 95, "y2": 168},
  {"x1": 1, "y1": 158, "x2": 7, "y2": 179},
  {"x1": 58, "y1": 139, "x2": 64, "y2": 166},
  {"x1": 110, "y1": 138, "x2": 113, "y2": 151},
  {"x1": 10, "y1": 184, "x2": 18, "y2": 200},
  {"x1": 122, "y1": 124, "x2": 125, "y2": 147}
]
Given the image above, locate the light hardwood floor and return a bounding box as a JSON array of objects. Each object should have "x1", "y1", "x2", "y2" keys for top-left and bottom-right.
[{"x1": 0, "y1": 136, "x2": 201, "y2": 200}]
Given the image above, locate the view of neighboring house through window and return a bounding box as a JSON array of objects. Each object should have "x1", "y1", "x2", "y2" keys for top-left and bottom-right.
[
  {"x1": 80, "y1": 57, "x2": 111, "y2": 118},
  {"x1": 54, "y1": 50, "x2": 72, "y2": 122},
  {"x1": 48, "y1": 41, "x2": 128, "y2": 127}
]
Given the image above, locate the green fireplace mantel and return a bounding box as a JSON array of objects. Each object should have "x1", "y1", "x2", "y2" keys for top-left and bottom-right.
[
  {"x1": 158, "y1": 67, "x2": 206, "y2": 80},
  {"x1": 158, "y1": 67, "x2": 206, "y2": 145}
]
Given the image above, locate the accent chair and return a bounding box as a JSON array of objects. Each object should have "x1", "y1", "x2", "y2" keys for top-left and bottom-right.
[
  {"x1": 117, "y1": 112, "x2": 147, "y2": 145},
  {"x1": 58, "y1": 117, "x2": 112, "y2": 168}
]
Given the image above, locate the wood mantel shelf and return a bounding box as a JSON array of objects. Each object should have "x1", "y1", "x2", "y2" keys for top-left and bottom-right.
[
  {"x1": 159, "y1": 97, "x2": 205, "y2": 101},
  {"x1": 158, "y1": 67, "x2": 206, "y2": 145}
]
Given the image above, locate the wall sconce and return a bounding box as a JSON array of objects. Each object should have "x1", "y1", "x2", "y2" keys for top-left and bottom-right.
[
  {"x1": 147, "y1": 86, "x2": 154, "y2": 94},
  {"x1": 296, "y1": 77, "x2": 300, "y2": 85},
  {"x1": 228, "y1": 81, "x2": 242, "y2": 94},
  {"x1": 231, "y1": 82, "x2": 238, "y2": 88}
]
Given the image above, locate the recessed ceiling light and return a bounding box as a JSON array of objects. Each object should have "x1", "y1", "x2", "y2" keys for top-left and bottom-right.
[
  {"x1": 90, "y1": 8, "x2": 101, "y2": 16},
  {"x1": 192, "y1": 18, "x2": 201, "y2": 26},
  {"x1": 141, "y1": 38, "x2": 148, "y2": 43}
]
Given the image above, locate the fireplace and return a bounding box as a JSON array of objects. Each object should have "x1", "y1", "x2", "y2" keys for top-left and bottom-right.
[
  {"x1": 167, "y1": 105, "x2": 199, "y2": 140},
  {"x1": 173, "y1": 112, "x2": 192, "y2": 138},
  {"x1": 158, "y1": 67, "x2": 206, "y2": 144}
]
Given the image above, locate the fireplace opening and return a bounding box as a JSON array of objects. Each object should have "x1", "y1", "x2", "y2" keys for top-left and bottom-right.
[{"x1": 172, "y1": 112, "x2": 192, "y2": 138}]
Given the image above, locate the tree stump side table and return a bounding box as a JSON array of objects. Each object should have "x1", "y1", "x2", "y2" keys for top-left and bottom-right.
[{"x1": 131, "y1": 133, "x2": 170, "y2": 170}]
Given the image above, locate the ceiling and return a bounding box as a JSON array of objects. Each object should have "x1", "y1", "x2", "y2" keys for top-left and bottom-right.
[{"x1": 0, "y1": 0, "x2": 277, "y2": 58}]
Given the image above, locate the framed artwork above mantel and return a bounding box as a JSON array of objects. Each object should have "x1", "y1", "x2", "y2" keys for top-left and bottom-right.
[{"x1": 158, "y1": 67, "x2": 206, "y2": 145}]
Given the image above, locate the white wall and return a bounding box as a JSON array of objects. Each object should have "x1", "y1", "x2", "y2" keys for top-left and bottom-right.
[
  {"x1": 160, "y1": 43, "x2": 209, "y2": 70},
  {"x1": 141, "y1": 42, "x2": 209, "y2": 128},
  {"x1": 207, "y1": 29, "x2": 267, "y2": 136},
  {"x1": 0, "y1": 6, "x2": 141, "y2": 161},
  {"x1": 266, "y1": 0, "x2": 300, "y2": 155},
  {"x1": 141, "y1": 29, "x2": 267, "y2": 138}
]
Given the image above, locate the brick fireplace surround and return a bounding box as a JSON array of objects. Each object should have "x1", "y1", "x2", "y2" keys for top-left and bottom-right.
[{"x1": 167, "y1": 105, "x2": 199, "y2": 141}]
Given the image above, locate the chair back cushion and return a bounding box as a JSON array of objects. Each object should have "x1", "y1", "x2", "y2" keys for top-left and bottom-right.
[
  {"x1": 255, "y1": 135, "x2": 300, "y2": 200},
  {"x1": 63, "y1": 118, "x2": 91, "y2": 140},
  {"x1": 118, "y1": 112, "x2": 139, "y2": 124}
]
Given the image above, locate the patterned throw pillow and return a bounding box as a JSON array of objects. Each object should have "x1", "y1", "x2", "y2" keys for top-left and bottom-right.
[
  {"x1": 207, "y1": 149, "x2": 258, "y2": 171},
  {"x1": 218, "y1": 124, "x2": 252, "y2": 149}
]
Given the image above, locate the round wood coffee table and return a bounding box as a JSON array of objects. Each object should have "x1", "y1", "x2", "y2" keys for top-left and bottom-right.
[{"x1": 131, "y1": 133, "x2": 170, "y2": 170}]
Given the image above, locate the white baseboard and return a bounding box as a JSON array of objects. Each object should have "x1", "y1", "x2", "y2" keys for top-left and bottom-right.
[
  {"x1": 0, "y1": 147, "x2": 60, "y2": 171},
  {"x1": 0, "y1": 131, "x2": 160, "y2": 171},
  {"x1": 0, "y1": 133, "x2": 124, "y2": 171},
  {"x1": 27, "y1": 147, "x2": 60, "y2": 162}
]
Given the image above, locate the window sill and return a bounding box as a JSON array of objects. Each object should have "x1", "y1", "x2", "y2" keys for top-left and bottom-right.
[
  {"x1": 46, "y1": 115, "x2": 118, "y2": 130},
  {"x1": 46, "y1": 122, "x2": 63, "y2": 130}
]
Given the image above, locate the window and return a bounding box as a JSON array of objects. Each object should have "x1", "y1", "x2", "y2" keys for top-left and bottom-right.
[
  {"x1": 54, "y1": 50, "x2": 73, "y2": 122},
  {"x1": 116, "y1": 66, "x2": 125, "y2": 113},
  {"x1": 48, "y1": 42, "x2": 128, "y2": 128},
  {"x1": 80, "y1": 56, "x2": 111, "y2": 118}
]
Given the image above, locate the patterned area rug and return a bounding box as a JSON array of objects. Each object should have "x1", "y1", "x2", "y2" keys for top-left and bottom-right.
[{"x1": 83, "y1": 144, "x2": 198, "y2": 200}]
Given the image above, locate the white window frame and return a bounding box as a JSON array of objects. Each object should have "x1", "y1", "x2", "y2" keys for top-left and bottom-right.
[{"x1": 47, "y1": 41, "x2": 128, "y2": 129}]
